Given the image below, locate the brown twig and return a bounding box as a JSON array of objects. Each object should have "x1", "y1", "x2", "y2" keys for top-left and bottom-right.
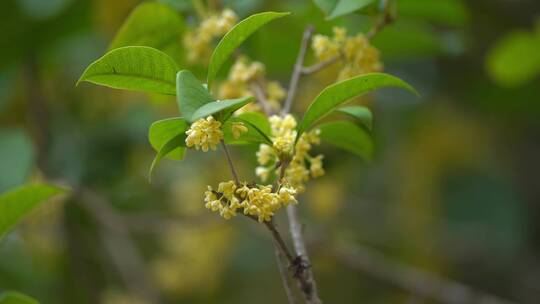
[
  {"x1": 220, "y1": 140, "x2": 240, "y2": 185},
  {"x1": 279, "y1": 24, "x2": 323, "y2": 304},
  {"x1": 251, "y1": 81, "x2": 274, "y2": 116},
  {"x1": 282, "y1": 25, "x2": 315, "y2": 115},
  {"x1": 366, "y1": 0, "x2": 396, "y2": 40},
  {"x1": 286, "y1": 205, "x2": 322, "y2": 304},
  {"x1": 274, "y1": 241, "x2": 298, "y2": 304},
  {"x1": 301, "y1": 56, "x2": 340, "y2": 75},
  {"x1": 335, "y1": 242, "x2": 516, "y2": 304}
]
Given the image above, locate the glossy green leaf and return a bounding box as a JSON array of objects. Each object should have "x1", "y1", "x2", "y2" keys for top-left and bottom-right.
[
  {"x1": 234, "y1": 111, "x2": 271, "y2": 136},
  {"x1": 298, "y1": 73, "x2": 418, "y2": 138},
  {"x1": 148, "y1": 117, "x2": 188, "y2": 160},
  {"x1": 78, "y1": 46, "x2": 179, "y2": 95},
  {"x1": 0, "y1": 184, "x2": 65, "y2": 239},
  {"x1": 0, "y1": 291, "x2": 38, "y2": 304},
  {"x1": 486, "y1": 30, "x2": 540, "y2": 87},
  {"x1": 190, "y1": 96, "x2": 254, "y2": 122},
  {"x1": 207, "y1": 11, "x2": 290, "y2": 89},
  {"x1": 318, "y1": 121, "x2": 373, "y2": 160},
  {"x1": 335, "y1": 105, "x2": 373, "y2": 130},
  {"x1": 149, "y1": 134, "x2": 186, "y2": 181},
  {"x1": 176, "y1": 70, "x2": 215, "y2": 122},
  {"x1": 109, "y1": 2, "x2": 185, "y2": 52},
  {"x1": 223, "y1": 112, "x2": 273, "y2": 145},
  {"x1": 330, "y1": 0, "x2": 375, "y2": 20}
]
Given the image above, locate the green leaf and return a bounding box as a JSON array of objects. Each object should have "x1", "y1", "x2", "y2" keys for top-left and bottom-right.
[
  {"x1": 313, "y1": 0, "x2": 375, "y2": 20},
  {"x1": 78, "y1": 46, "x2": 179, "y2": 95},
  {"x1": 335, "y1": 105, "x2": 373, "y2": 130},
  {"x1": 0, "y1": 185, "x2": 65, "y2": 239},
  {"x1": 0, "y1": 130, "x2": 35, "y2": 193},
  {"x1": 297, "y1": 73, "x2": 418, "y2": 138},
  {"x1": 318, "y1": 121, "x2": 373, "y2": 160},
  {"x1": 223, "y1": 112, "x2": 273, "y2": 145},
  {"x1": 109, "y1": 2, "x2": 185, "y2": 52},
  {"x1": 0, "y1": 291, "x2": 39, "y2": 304},
  {"x1": 149, "y1": 134, "x2": 186, "y2": 181},
  {"x1": 486, "y1": 30, "x2": 540, "y2": 87},
  {"x1": 148, "y1": 117, "x2": 188, "y2": 160},
  {"x1": 329, "y1": 0, "x2": 375, "y2": 20},
  {"x1": 207, "y1": 11, "x2": 290, "y2": 89},
  {"x1": 234, "y1": 111, "x2": 271, "y2": 136},
  {"x1": 176, "y1": 70, "x2": 215, "y2": 122},
  {"x1": 313, "y1": 0, "x2": 336, "y2": 15},
  {"x1": 190, "y1": 96, "x2": 254, "y2": 122}
]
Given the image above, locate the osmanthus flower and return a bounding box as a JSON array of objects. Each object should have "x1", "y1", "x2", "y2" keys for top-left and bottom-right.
[
  {"x1": 231, "y1": 122, "x2": 248, "y2": 139},
  {"x1": 185, "y1": 116, "x2": 223, "y2": 152},
  {"x1": 184, "y1": 9, "x2": 238, "y2": 63},
  {"x1": 218, "y1": 57, "x2": 287, "y2": 113},
  {"x1": 311, "y1": 26, "x2": 383, "y2": 81},
  {"x1": 204, "y1": 181, "x2": 299, "y2": 222},
  {"x1": 255, "y1": 115, "x2": 324, "y2": 192}
]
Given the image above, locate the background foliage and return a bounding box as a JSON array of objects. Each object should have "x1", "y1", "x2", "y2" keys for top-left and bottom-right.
[{"x1": 1, "y1": 0, "x2": 540, "y2": 303}]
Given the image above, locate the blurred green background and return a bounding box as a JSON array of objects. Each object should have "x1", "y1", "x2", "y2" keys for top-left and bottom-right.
[{"x1": 1, "y1": 0, "x2": 540, "y2": 303}]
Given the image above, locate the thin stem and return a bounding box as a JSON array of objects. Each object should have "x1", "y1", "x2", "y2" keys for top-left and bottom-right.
[
  {"x1": 281, "y1": 25, "x2": 315, "y2": 115},
  {"x1": 274, "y1": 241, "x2": 298, "y2": 304},
  {"x1": 366, "y1": 0, "x2": 395, "y2": 40},
  {"x1": 286, "y1": 205, "x2": 322, "y2": 304},
  {"x1": 220, "y1": 140, "x2": 240, "y2": 185},
  {"x1": 264, "y1": 220, "x2": 295, "y2": 263},
  {"x1": 251, "y1": 81, "x2": 274, "y2": 116},
  {"x1": 301, "y1": 56, "x2": 340, "y2": 75}
]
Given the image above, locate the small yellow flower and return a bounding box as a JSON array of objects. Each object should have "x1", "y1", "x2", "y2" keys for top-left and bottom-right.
[
  {"x1": 255, "y1": 166, "x2": 271, "y2": 182},
  {"x1": 231, "y1": 122, "x2": 248, "y2": 139},
  {"x1": 185, "y1": 116, "x2": 223, "y2": 152},
  {"x1": 256, "y1": 144, "x2": 274, "y2": 165},
  {"x1": 279, "y1": 186, "x2": 297, "y2": 205},
  {"x1": 310, "y1": 155, "x2": 325, "y2": 177}
]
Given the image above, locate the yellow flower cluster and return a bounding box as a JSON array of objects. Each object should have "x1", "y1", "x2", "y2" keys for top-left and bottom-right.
[
  {"x1": 219, "y1": 57, "x2": 287, "y2": 113},
  {"x1": 184, "y1": 9, "x2": 238, "y2": 63},
  {"x1": 312, "y1": 27, "x2": 383, "y2": 80},
  {"x1": 204, "y1": 181, "x2": 297, "y2": 222},
  {"x1": 185, "y1": 116, "x2": 223, "y2": 152},
  {"x1": 231, "y1": 121, "x2": 248, "y2": 139},
  {"x1": 256, "y1": 115, "x2": 324, "y2": 192}
]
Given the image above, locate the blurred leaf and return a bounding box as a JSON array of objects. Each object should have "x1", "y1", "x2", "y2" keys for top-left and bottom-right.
[
  {"x1": 0, "y1": 291, "x2": 38, "y2": 304},
  {"x1": 297, "y1": 73, "x2": 418, "y2": 138},
  {"x1": 0, "y1": 130, "x2": 35, "y2": 193},
  {"x1": 0, "y1": 184, "x2": 65, "y2": 239},
  {"x1": 207, "y1": 11, "x2": 290, "y2": 89},
  {"x1": 328, "y1": 0, "x2": 374, "y2": 20},
  {"x1": 78, "y1": 46, "x2": 179, "y2": 95},
  {"x1": 149, "y1": 133, "x2": 186, "y2": 180},
  {"x1": 486, "y1": 30, "x2": 540, "y2": 88},
  {"x1": 399, "y1": 0, "x2": 470, "y2": 27},
  {"x1": 318, "y1": 120, "x2": 373, "y2": 159},
  {"x1": 190, "y1": 97, "x2": 254, "y2": 122},
  {"x1": 159, "y1": 0, "x2": 191, "y2": 11},
  {"x1": 109, "y1": 2, "x2": 185, "y2": 61},
  {"x1": 335, "y1": 105, "x2": 373, "y2": 130},
  {"x1": 148, "y1": 117, "x2": 188, "y2": 160},
  {"x1": 176, "y1": 70, "x2": 215, "y2": 122},
  {"x1": 372, "y1": 20, "x2": 444, "y2": 59},
  {"x1": 16, "y1": 0, "x2": 72, "y2": 20}
]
